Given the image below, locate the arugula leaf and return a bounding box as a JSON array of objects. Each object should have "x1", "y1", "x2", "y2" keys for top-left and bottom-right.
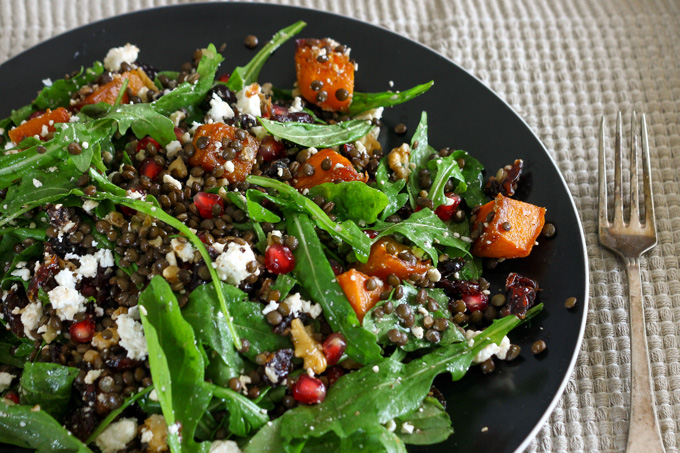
[
  {"x1": 407, "y1": 111, "x2": 430, "y2": 209},
  {"x1": 296, "y1": 425, "x2": 407, "y2": 453},
  {"x1": 279, "y1": 306, "x2": 542, "y2": 445},
  {"x1": 0, "y1": 118, "x2": 116, "y2": 190},
  {"x1": 363, "y1": 283, "x2": 465, "y2": 351},
  {"x1": 183, "y1": 283, "x2": 245, "y2": 381},
  {"x1": 0, "y1": 400, "x2": 93, "y2": 452},
  {"x1": 225, "y1": 21, "x2": 306, "y2": 92},
  {"x1": 270, "y1": 273, "x2": 297, "y2": 301},
  {"x1": 395, "y1": 397, "x2": 453, "y2": 445},
  {"x1": 373, "y1": 208, "x2": 470, "y2": 265},
  {"x1": 139, "y1": 276, "x2": 212, "y2": 453},
  {"x1": 427, "y1": 154, "x2": 466, "y2": 209},
  {"x1": 247, "y1": 175, "x2": 371, "y2": 262},
  {"x1": 348, "y1": 81, "x2": 434, "y2": 116},
  {"x1": 285, "y1": 212, "x2": 381, "y2": 365},
  {"x1": 19, "y1": 362, "x2": 79, "y2": 421},
  {"x1": 103, "y1": 103, "x2": 177, "y2": 145},
  {"x1": 308, "y1": 181, "x2": 388, "y2": 225},
  {"x1": 152, "y1": 43, "x2": 224, "y2": 117},
  {"x1": 243, "y1": 417, "x2": 285, "y2": 453},
  {"x1": 258, "y1": 118, "x2": 374, "y2": 148},
  {"x1": 246, "y1": 189, "x2": 282, "y2": 223},
  {"x1": 229, "y1": 297, "x2": 293, "y2": 362},
  {"x1": 451, "y1": 150, "x2": 487, "y2": 207},
  {"x1": 374, "y1": 158, "x2": 408, "y2": 221},
  {"x1": 208, "y1": 383, "x2": 269, "y2": 437},
  {"x1": 86, "y1": 386, "x2": 153, "y2": 445},
  {"x1": 0, "y1": 329, "x2": 34, "y2": 368}
]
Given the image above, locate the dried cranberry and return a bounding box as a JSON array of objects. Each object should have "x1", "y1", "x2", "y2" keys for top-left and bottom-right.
[
  {"x1": 363, "y1": 229, "x2": 378, "y2": 239},
  {"x1": 325, "y1": 366, "x2": 345, "y2": 387},
  {"x1": 27, "y1": 110, "x2": 46, "y2": 120},
  {"x1": 70, "y1": 318, "x2": 95, "y2": 343},
  {"x1": 437, "y1": 257, "x2": 464, "y2": 278},
  {"x1": 265, "y1": 243, "x2": 295, "y2": 274},
  {"x1": 262, "y1": 348, "x2": 294, "y2": 386},
  {"x1": 27, "y1": 253, "x2": 59, "y2": 303},
  {"x1": 139, "y1": 157, "x2": 163, "y2": 181},
  {"x1": 292, "y1": 374, "x2": 326, "y2": 404},
  {"x1": 328, "y1": 259, "x2": 343, "y2": 276},
  {"x1": 2, "y1": 287, "x2": 28, "y2": 337},
  {"x1": 462, "y1": 293, "x2": 489, "y2": 312},
  {"x1": 193, "y1": 192, "x2": 224, "y2": 219},
  {"x1": 322, "y1": 333, "x2": 347, "y2": 366},
  {"x1": 258, "y1": 135, "x2": 287, "y2": 162},
  {"x1": 434, "y1": 193, "x2": 462, "y2": 221},
  {"x1": 502, "y1": 272, "x2": 539, "y2": 319},
  {"x1": 64, "y1": 406, "x2": 98, "y2": 441},
  {"x1": 437, "y1": 278, "x2": 480, "y2": 296},
  {"x1": 136, "y1": 136, "x2": 160, "y2": 153},
  {"x1": 485, "y1": 159, "x2": 524, "y2": 197},
  {"x1": 104, "y1": 355, "x2": 140, "y2": 370},
  {"x1": 4, "y1": 391, "x2": 20, "y2": 405},
  {"x1": 174, "y1": 127, "x2": 185, "y2": 141}
]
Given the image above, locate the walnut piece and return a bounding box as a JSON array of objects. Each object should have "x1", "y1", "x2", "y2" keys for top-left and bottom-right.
[
  {"x1": 140, "y1": 414, "x2": 168, "y2": 452},
  {"x1": 388, "y1": 143, "x2": 411, "y2": 180},
  {"x1": 290, "y1": 319, "x2": 327, "y2": 375}
]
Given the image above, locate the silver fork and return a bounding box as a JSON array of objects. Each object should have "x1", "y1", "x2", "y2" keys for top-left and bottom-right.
[{"x1": 598, "y1": 112, "x2": 664, "y2": 453}]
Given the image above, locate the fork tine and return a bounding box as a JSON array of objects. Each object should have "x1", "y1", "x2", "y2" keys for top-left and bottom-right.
[
  {"x1": 613, "y1": 111, "x2": 624, "y2": 225},
  {"x1": 630, "y1": 112, "x2": 640, "y2": 225},
  {"x1": 641, "y1": 113, "x2": 656, "y2": 232},
  {"x1": 598, "y1": 116, "x2": 610, "y2": 227}
]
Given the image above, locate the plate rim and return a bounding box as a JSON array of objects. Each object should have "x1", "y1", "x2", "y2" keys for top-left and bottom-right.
[{"x1": 0, "y1": 2, "x2": 590, "y2": 451}]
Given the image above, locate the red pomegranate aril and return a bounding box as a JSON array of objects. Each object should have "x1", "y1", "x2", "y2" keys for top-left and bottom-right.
[
  {"x1": 325, "y1": 366, "x2": 345, "y2": 387},
  {"x1": 136, "y1": 136, "x2": 160, "y2": 152},
  {"x1": 174, "y1": 127, "x2": 185, "y2": 141},
  {"x1": 434, "y1": 193, "x2": 462, "y2": 221},
  {"x1": 258, "y1": 135, "x2": 287, "y2": 162},
  {"x1": 4, "y1": 391, "x2": 20, "y2": 404},
  {"x1": 462, "y1": 292, "x2": 489, "y2": 312},
  {"x1": 70, "y1": 318, "x2": 95, "y2": 343},
  {"x1": 27, "y1": 110, "x2": 46, "y2": 120},
  {"x1": 271, "y1": 105, "x2": 288, "y2": 116},
  {"x1": 329, "y1": 259, "x2": 343, "y2": 276},
  {"x1": 193, "y1": 192, "x2": 224, "y2": 219},
  {"x1": 363, "y1": 229, "x2": 378, "y2": 239},
  {"x1": 265, "y1": 243, "x2": 295, "y2": 274},
  {"x1": 292, "y1": 374, "x2": 326, "y2": 404},
  {"x1": 322, "y1": 333, "x2": 347, "y2": 366},
  {"x1": 218, "y1": 73, "x2": 230, "y2": 83},
  {"x1": 139, "y1": 157, "x2": 163, "y2": 181}
]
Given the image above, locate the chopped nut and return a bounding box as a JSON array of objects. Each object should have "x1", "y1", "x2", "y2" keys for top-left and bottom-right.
[
  {"x1": 388, "y1": 143, "x2": 411, "y2": 180},
  {"x1": 290, "y1": 319, "x2": 327, "y2": 374},
  {"x1": 91, "y1": 328, "x2": 120, "y2": 350},
  {"x1": 141, "y1": 414, "x2": 169, "y2": 452}
]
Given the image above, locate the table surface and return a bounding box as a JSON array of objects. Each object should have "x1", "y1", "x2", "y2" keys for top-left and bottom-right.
[{"x1": 1, "y1": 0, "x2": 679, "y2": 452}]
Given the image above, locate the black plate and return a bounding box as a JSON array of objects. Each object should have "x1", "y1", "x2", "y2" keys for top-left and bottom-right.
[{"x1": 0, "y1": 3, "x2": 588, "y2": 452}]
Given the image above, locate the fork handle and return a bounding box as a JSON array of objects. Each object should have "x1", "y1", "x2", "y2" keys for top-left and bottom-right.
[{"x1": 625, "y1": 257, "x2": 665, "y2": 453}]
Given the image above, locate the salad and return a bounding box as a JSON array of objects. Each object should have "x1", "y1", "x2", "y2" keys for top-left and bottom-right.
[{"x1": 0, "y1": 20, "x2": 550, "y2": 453}]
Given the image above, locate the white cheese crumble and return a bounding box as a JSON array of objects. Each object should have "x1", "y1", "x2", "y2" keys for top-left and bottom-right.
[
  {"x1": 0, "y1": 372, "x2": 15, "y2": 392},
  {"x1": 20, "y1": 302, "x2": 42, "y2": 339},
  {"x1": 465, "y1": 330, "x2": 511, "y2": 363},
  {"x1": 213, "y1": 242, "x2": 259, "y2": 285},
  {"x1": 235, "y1": 83, "x2": 262, "y2": 117},
  {"x1": 250, "y1": 125, "x2": 267, "y2": 140},
  {"x1": 163, "y1": 174, "x2": 182, "y2": 190},
  {"x1": 140, "y1": 427, "x2": 154, "y2": 444},
  {"x1": 288, "y1": 96, "x2": 304, "y2": 113},
  {"x1": 42, "y1": 78, "x2": 53, "y2": 87},
  {"x1": 84, "y1": 369, "x2": 103, "y2": 384},
  {"x1": 149, "y1": 389, "x2": 158, "y2": 401},
  {"x1": 224, "y1": 160, "x2": 235, "y2": 173},
  {"x1": 10, "y1": 261, "x2": 30, "y2": 281},
  {"x1": 165, "y1": 140, "x2": 182, "y2": 159},
  {"x1": 354, "y1": 107, "x2": 384, "y2": 121},
  {"x1": 48, "y1": 269, "x2": 87, "y2": 321},
  {"x1": 32, "y1": 179, "x2": 42, "y2": 188},
  {"x1": 209, "y1": 439, "x2": 242, "y2": 453},
  {"x1": 401, "y1": 422, "x2": 415, "y2": 434},
  {"x1": 96, "y1": 418, "x2": 137, "y2": 453},
  {"x1": 207, "y1": 92, "x2": 235, "y2": 123},
  {"x1": 411, "y1": 325, "x2": 424, "y2": 339},
  {"x1": 261, "y1": 300, "x2": 279, "y2": 315},
  {"x1": 103, "y1": 43, "x2": 140, "y2": 72},
  {"x1": 169, "y1": 110, "x2": 186, "y2": 127},
  {"x1": 82, "y1": 200, "x2": 99, "y2": 213},
  {"x1": 171, "y1": 238, "x2": 196, "y2": 263},
  {"x1": 385, "y1": 419, "x2": 397, "y2": 432},
  {"x1": 281, "y1": 293, "x2": 322, "y2": 319},
  {"x1": 116, "y1": 312, "x2": 148, "y2": 360}
]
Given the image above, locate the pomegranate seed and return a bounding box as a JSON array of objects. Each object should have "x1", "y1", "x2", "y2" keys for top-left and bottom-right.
[
  {"x1": 329, "y1": 259, "x2": 343, "y2": 276},
  {"x1": 4, "y1": 391, "x2": 20, "y2": 404},
  {"x1": 218, "y1": 73, "x2": 230, "y2": 83},
  {"x1": 363, "y1": 229, "x2": 378, "y2": 239},
  {"x1": 136, "y1": 136, "x2": 160, "y2": 153},
  {"x1": 325, "y1": 366, "x2": 345, "y2": 387},
  {"x1": 322, "y1": 333, "x2": 347, "y2": 366},
  {"x1": 139, "y1": 157, "x2": 163, "y2": 181},
  {"x1": 258, "y1": 135, "x2": 287, "y2": 162},
  {"x1": 434, "y1": 193, "x2": 462, "y2": 221},
  {"x1": 173, "y1": 127, "x2": 185, "y2": 141},
  {"x1": 271, "y1": 105, "x2": 288, "y2": 116},
  {"x1": 193, "y1": 192, "x2": 224, "y2": 219},
  {"x1": 70, "y1": 318, "x2": 95, "y2": 343},
  {"x1": 27, "y1": 110, "x2": 46, "y2": 120},
  {"x1": 462, "y1": 292, "x2": 489, "y2": 312},
  {"x1": 265, "y1": 243, "x2": 295, "y2": 274},
  {"x1": 292, "y1": 374, "x2": 326, "y2": 405}
]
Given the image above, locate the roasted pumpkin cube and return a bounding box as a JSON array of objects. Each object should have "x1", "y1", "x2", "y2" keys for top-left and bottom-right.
[
  {"x1": 336, "y1": 268, "x2": 386, "y2": 323},
  {"x1": 292, "y1": 148, "x2": 367, "y2": 190},
  {"x1": 8, "y1": 107, "x2": 71, "y2": 144},
  {"x1": 356, "y1": 237, "x2": 431, "y2": 281},
  {"x1": 189, "y1": 123, "x2": 260, "y2": 183},
  {"x1": 472, "y1": 194, "x2": 546, "y2": 259}
]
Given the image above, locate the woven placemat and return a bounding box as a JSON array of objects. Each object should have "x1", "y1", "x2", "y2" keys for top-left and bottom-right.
[{"x1": 2, "y1": 0, "x2": 679, "y2": 451}]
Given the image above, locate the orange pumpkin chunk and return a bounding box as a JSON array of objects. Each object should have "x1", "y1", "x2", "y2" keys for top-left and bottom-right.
[
  {"x1": 8, "y1": 107, "x2": 71, "y2": 144},
  {"x1": 472, "y1": 194, "x2": 546, "y2": 259},
  {"x1": 295, "y1": 38, "x2": 354, "y2": 112},
  {"x1": 292, "y1": 148, "x2": 367, "y2": 190},
  {"x1": 336, "y1": 268, "x2": 386, "y2": 323},
  {"x1": 77, "y1": 70, "x2": 152, "y2": 108},
  {"x1": 189, "y1": 123, "x2": 260, "y2": 183},
  {"x1": 356, "y1": 237, "x2": 431, "y2": 282}
]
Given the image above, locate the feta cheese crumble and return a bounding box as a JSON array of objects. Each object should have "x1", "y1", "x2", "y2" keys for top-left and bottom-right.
[
  {"x1": 163, "y1": 174, "x2": 182, "y2": 190},
  {"x1": 116, "y1": 311, "x2": 148, "y2": 360},
  {"x1": 165, "y1": 140, "x2": 182, "y2": 159},
  {"x1": 401, "y1": 422, "x2": 415, "y2": 434},
  {"x1": 213, "y1": 242, "x2": 259, "y2": 285},
  {"x1": 281, "y1": 293, "x2": 322, "y2": 319},
  {"x1": 0, "y1": 372, "x2": 15, "y2": 392},
  {"x1": 171, "y1": 238, "x2": 197, "y2": 263},
  {"x1": 32, "y1": 179, "x2": 42, "y2": 188},
  {"x1": 103, "y1": 43, "x2": 140, "y2": 72},
  {"x1": 465, "y1": 330, "x2": 511, "y2": 363},
  {"x1": 48, "y1": 269, "x2": 87, "y2": 321},
  {"x1": 207, "y1": 92, "x2": 235, "y2": 122},
  {"x1": 96, "y1": 418, "x2": 137, "y2": 453},
  {"x1": 20, "y1": 302, "x2": 43, "y2": 339},
  {"x1": 235, "y1": 83, "x2": 262, "y2": 117},
  {"x1": 84, "y1": 369, "x2": 103, "y2": 384},
  {"x1": 209, "y1": 439, "x2": 242, "y2": 453}
]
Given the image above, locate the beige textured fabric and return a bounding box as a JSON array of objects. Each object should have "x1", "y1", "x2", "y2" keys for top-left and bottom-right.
[{"x1": 1, "y1": 0, "x2": 679, "y2": 451}]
